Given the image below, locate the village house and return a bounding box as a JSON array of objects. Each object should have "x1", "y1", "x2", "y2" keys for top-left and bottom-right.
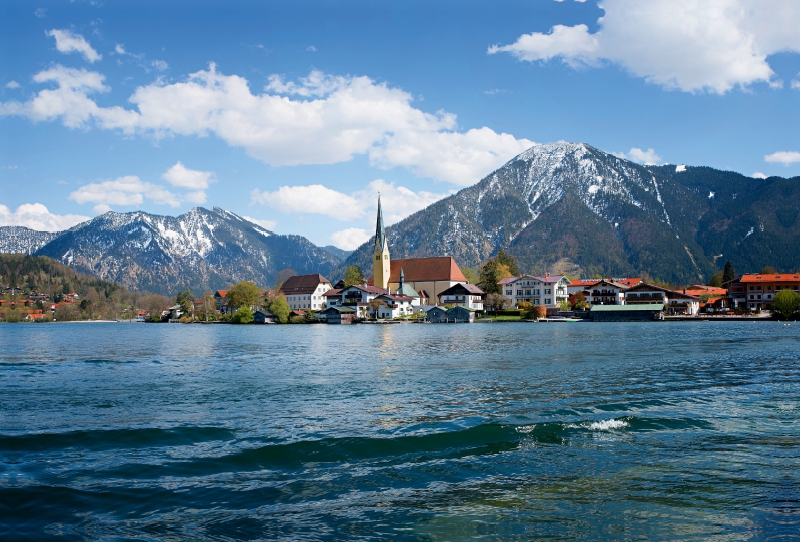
[
  {"x1": 437, "y1": 283, "x2": 484, "y2": 310},
  {"x1": 279, "y1": 274, "x2": 332, "y2": 311},
  {"x1": 373, "y1": 293, "x2": 416, "y2": 319},
  {"x1": 582, "y1": 279, "x2": 628, "y2": 306},
  {"x1": 500, "y1": 274, "x2": 570, "y2": 308},
  {"x1": 725, "y1": 273, "x2": 800, "y2": 311},
  {"x1": 214, "y1": 290, "x2": 229, "y2": 313},
  {"x1": 623, "y1": 283, "x2": 699, "y2": 315},
  {"x1": 566, "y1": 279, "x2": 599, "y2": 297}
]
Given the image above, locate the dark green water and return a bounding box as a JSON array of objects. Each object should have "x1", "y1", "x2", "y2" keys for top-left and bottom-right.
[{"x1": 1, "y1": 321, "x2": 798, "y2": 540}]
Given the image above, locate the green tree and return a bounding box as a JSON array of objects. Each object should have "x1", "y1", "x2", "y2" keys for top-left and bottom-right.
[
  {"x1": 270, "y1": 294, "x2": 290, "y2": 324},
  {"x1": 708, "y1": 270, "x2": 724, "y2": 287},
  {"x1": 342, "y1": 265, "x2": 365, "y2": 287},
  {"x1": 479, "y1": 260, "x2": 513, "y2": 295},
  {"x1": 494, "y1": 249, "x2": 519, "y2": 276},
  {"x1": 231, "y1": 306, "x2": 254, "y2": 324},
  {"x1": 462, "y1": 266, "x2": 479, "y2": 285},
  {"x1": 773, "y1": 289, "x2": 800, "y2": 320},
  {"x1": 722, "y1": 261, "x2": 736, "y2": 283},
  {"x1": 759, "y1": 266, "x2": 777, "y2": 274},
  {"x1": 226, "y1": 281, "x2": 261, "y2": 310},
  {"x1": 176, "y1": 287, "x2": 194, "y2": 315}
]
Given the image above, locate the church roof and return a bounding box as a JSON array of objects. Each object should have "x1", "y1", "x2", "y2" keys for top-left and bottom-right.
[
  {"x1": 388, "y1": 257, "x2": 467, "y2": 283},
  {"x1": 374, "y1": 195, "x2": 387, "y2": 252},
  {"x1": 395, "y1": 283, "x2": 420, "y2": 297}
]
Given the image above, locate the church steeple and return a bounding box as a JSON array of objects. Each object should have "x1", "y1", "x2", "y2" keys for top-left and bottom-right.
[
  {"x1": 374, "y1": 194, "x2": 388, "y2": 252},
  {"x1": 373, "y1": 194, "x2": 391, "y2": 290}
]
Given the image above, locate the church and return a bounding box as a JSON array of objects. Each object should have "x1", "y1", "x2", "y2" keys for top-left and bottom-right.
[{"x1": 371, "y1": 196, "x2": 469, "y2": 301}]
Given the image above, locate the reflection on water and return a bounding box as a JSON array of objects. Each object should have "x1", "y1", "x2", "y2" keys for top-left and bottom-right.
[{"x1": 0, "y1": 321, "x2": 798, "y2": 540}]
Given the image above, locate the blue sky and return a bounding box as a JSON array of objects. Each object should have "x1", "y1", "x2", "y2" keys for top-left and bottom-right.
[{"x1": 2, "y1": 0, "x2": 800, "y2": 249}]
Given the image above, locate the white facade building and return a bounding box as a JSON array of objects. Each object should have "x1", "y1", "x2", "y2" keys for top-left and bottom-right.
[{"x1": 500, "y1": 274, "x2": 570, "y2": 308}]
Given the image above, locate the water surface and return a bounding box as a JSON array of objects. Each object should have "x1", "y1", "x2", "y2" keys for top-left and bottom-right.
[{"x1": 1, "y1": 322, "x2": 798, "y2": 540}]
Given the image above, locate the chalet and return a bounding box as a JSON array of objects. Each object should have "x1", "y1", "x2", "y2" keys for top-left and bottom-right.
[
  {"x1": 338, "y1": 284, "x2": 386, "y2": 307},
  {"x1": 279, "y1": 274, "x2": 332, "y2": 311},
  {"x1": 437, "y1": 283, "x2": 484, "y2": 310},
  {"x1": 623, "y1": 283, "x2": 699, "y2": 315},
  {"x1": 373, "y1": 294, "x2": 415, "y2": 319},
  {"x1": 214, "y1": 290, "x2": 229, "y2": 313},
  {"x1": 582, "y1": 279, "x2": 628, "y2": 306},
  {"x1": 567, "y1": 279, "x2": 600, "y2": 296},
  {"x1": 726, "y1": 273, "x2": 800, "y2": 311}
]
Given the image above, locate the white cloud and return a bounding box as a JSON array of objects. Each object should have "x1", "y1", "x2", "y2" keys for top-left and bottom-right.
[
  {"x1": 35, "y1": 8, "x2": 46, "y2": 18},
  {"x1": 46, "y1": 29, "x2": 102, "y2": 63},
  {"x1": 752, "y1": 171, "x2": 768, "y2": 179},
  {"x1": 251, "y1": 184, "x2": 360, "y2": 218},
  {"x1": 307, "y1": 45, "x2": 317, "y2": 52},
  {"x1": 5, "y1": 81, "x2": 19, "y2": 89},
  {"x1": 242, "y1": 216, "x2": 277, "y2": 231},
  {"x1": 68, "y1": 175, "x2": 181, "y2": 208},
  {"x1": 0, "y1": 203, "x2": 89, "y2": 231},
  {"x1": 330, "y1": 228, "x2": 370, "y2": 251},
  {"x1": 614, "y1": 147, "x2": 662, "y2": 165},
  {"x1": 251, "y1": 179, "x2": 451, "y2": 224},
  {"x1": 0, "y1": 65, "x2": 137, "y2": 129},
  {"x1": 161, "y1": 161, "x2": 215, "y2": 190},
  {"x1": 489, "y1": 0, "x2": 800, "y2": 93},
  {"x1": 151, "y1": 60, "x2": 168, "y2": 71},
  {"x1": 764, "y1": 151, "x2": 800, "y2": 165},
  {"x1": 184, "y1": 191, "x2": 207, "y2": 204},
  {"x1": 0, "y1": 65, "x2": 532, "y2": 185}
]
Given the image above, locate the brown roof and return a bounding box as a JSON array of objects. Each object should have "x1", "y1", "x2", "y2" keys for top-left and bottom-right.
[
  {"x1": 280, "y1": 274, "x2": 331, "y2": 295},
  {"x1": 438, "y1": 283, "x2": 484, "y2": 297},
  {"x1": 323, "y1": 288, "x2": 342, "y2": 297},
  {"x1": 389, "y1": 257, "x2": 467, "y2": 283}
]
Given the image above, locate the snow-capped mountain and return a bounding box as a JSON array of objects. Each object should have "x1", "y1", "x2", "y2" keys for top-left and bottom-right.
[
  {"x1": 341, "y1": 142, "x2": 800, "y2": 283},
  {"x1": 0, "y1": 226, "x2": 62, "y2": 255},
  {"x1": 19, "y1": 207, "x2": 341, "y2": 294}
]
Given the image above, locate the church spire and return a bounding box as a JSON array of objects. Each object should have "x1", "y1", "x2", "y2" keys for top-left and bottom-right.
[
  {"x1": 373, "y1": 194, "x2": 391, "y2": 290},
  {"x1": 374, "y1": 194, "x2": 387, "y2": 252}
]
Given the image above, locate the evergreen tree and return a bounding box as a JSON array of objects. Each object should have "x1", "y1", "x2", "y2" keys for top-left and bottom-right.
[
  {"x1": 494, "y1": 249, "x2": 519, "y2": 276},
  {"x1": 176, "y1": 287, "x2": 194, "y2": 315},
  {"x1": 722, "y1": 261, "x2": 735, "y2": 283},
  {"x1": 342, "y1": 265, "x2": 365, "y2": 287}
]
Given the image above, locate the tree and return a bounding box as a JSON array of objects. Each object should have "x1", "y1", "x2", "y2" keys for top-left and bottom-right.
[
  {"x1": 462, "y1": 267, "x2": 480, "y2": 285},
  {"x1": 144, "y1": 294, "x2": 171, "y2": 322},
  {"x1": 176, "y1": 287, "x2": 194, "y2": 316},
  {"x1": 479, "y1": 260, "x2": 513, "y2": 295},
  {"x1": 569, "y1": 291, "x2": 587, "y2": 310},
  {"x1": 531, "y1": 305, "x2": 547, "y2": 320},
  {"x1": 485, "y1": 293, "x2": 511, "y2": 311},
  {"x1": 366, "y1": 298, "x2": 387, "y2": 319},
  {"x1": 196, "y1": 291, "x2": 216, "y2": 321},
  {"x1": 231, "y1": 306, "x2": 254, "y2": 324},
  {"x1": 226, "y1": 281, "x2": 260, "y2": 310},
  {"x1": 698, "y1": 292, "x2": 713, "y2": 303},
  {"x1": 342, "y1": 265, "x2": 365, "y2": 287},
  {"x1": 54, "y1": 304, "x2": 81, "y2": 322},
  {"x1": 270, "y1": 294, "x2": 290, "y2": 324},
  {"x1": 760, "y1": 266, "x2": 777, "y2": 274},
  {"x1": 708, "y1": 271, "x2": 724, "y2": 287},
  {"x1": 722, "y1": 261, "x2": 736, "y2": 283},
  {"x1": 274, "y1": 268, "x2": 297, "y2": 289},
  {"x1": 773, "y1": 290, "x2": 800, "y2": 320},
  {"x1": 494, "y1": 249, "x2": 519, "y2": 276}
]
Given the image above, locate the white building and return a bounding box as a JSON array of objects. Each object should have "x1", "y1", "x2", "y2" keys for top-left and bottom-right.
[
  {"x1": 582, "y1": 279, "x2": 628, "y2": 306},
  {"x1": 500, "y1": 274, "x2": 570, "y2": 308},
  {"x1": 437, "y1": 283, "x2": 484, "y2": 310},
  {"x1": 279, "y1": 274, "x2": 333, "y2": 311},
  {"x1": 374, "y1": 294, "x2": 416, "y2": 319}
]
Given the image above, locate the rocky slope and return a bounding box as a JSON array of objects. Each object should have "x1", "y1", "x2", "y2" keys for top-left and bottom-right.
[
  {"x1": 339, "y1": 142, "x2": 800, "y2": 283},
  {"x1": 0, "y1": 226, "x2": 62, "y2": 255},
  {"x1": 26, "y1": 207, "x2": 340, "y2": 294}
]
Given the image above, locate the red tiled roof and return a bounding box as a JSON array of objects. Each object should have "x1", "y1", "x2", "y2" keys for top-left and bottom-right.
[
  {"x1": 215, "y1": 290, "x2": 229, "y2": 297},
  {"x1": 388, "y1": 257, "x2": 467, "y2": 283},
  {"x1": 280, "y1": 274, "x2": 332, "y2": 295},
  {"x1": 739, "y1": 274, "x2": 800, "y2": 283},
  {"x1": 685, "y1": 285, "x2": 728, "y2": 295},
  {"x1": 569, "y1": 279, "x2": 600, "y2": 287}
]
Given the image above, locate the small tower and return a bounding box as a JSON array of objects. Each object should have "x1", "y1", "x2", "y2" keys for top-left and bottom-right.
[{"x1": 373, "y1": 195, "x2": 391, "y2": 291}]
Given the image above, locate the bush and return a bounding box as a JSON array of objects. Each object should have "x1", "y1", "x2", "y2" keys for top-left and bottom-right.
[
  {"x1": 231, "y1": 306, "x2": 254, "y2": 324},
  {"x1": 179, "y1": 315, "x2": 193, "y2": 323},
  {"x1": 290, "y1": 315, "x2": 307, "y2": 324},
  {"x1": 3, "y1": 310, "x2": 20, "y2": 323},
  {"x1": 525, "y1": 305, "x2": 547, "y2": 320}
]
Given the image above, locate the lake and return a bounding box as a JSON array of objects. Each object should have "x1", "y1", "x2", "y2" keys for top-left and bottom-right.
[{"x1": 1, "y1": 321, "x2": 798, "y2": 540}]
